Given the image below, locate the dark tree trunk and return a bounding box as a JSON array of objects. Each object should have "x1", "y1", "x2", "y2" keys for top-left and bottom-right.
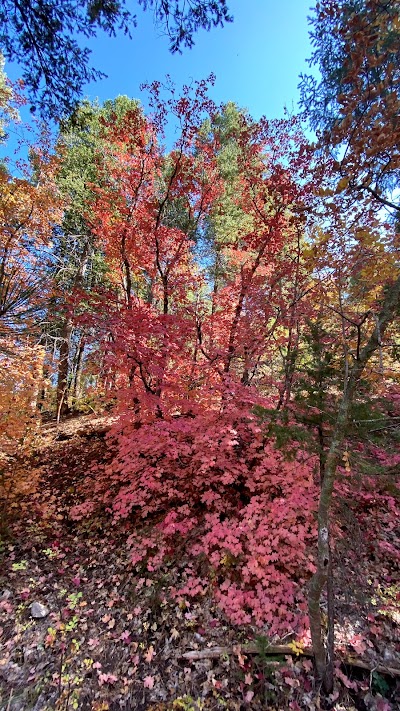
[
  {"x1": 56, "y1": 320, "x2": 72, "y2": 422},
  {"x1": 71, "y1": 336, "x2": 85, "y2": 407}
]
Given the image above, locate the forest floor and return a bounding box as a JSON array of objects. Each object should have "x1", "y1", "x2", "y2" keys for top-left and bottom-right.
[{"x1": 0, "y1": 413, "x2": 399, "y2": 711}]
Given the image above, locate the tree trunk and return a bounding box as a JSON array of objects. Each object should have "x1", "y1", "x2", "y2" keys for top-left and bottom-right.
[
  {"x1": 71, "y1": 336, "x2": 85, "y2": 408},
  {"x1": 309, "y1": 274, "x2": 400, "y2": 692},
  {"x1": 56, "y1": 320, "x2": 72, "y2": 421}
]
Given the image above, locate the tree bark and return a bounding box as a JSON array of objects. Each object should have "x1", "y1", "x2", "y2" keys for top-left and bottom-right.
[
  {"x1": 71, "y1": 336, "x2": 85, "y2": 407},
  {"x1": 56, "y1": 320, "x2": 72, "y2": 422}
]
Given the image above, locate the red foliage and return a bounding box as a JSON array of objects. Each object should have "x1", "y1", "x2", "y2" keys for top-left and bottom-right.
[
  {"x1": 71, "y1": 81, "x2": 319, "y2": 631},
  {"x1": 72, "y1": 386, "x2": 318, "y2": 631}
]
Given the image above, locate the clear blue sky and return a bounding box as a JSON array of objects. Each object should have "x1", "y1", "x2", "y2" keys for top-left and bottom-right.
[
  {"x1": 82, "y1": 0, "x2": 315, "y2": 121},
  {"x1": 4, "y1": 0, "x2": 316, "y2": 148}
]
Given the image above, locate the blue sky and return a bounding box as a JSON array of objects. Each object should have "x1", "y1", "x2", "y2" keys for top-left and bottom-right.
[
  {"x1": 82, "y1": 0, "x2": 315, "y2": 121},
  {"x1": 4, "y1": 0, "x2": 316, "y2": 153}
]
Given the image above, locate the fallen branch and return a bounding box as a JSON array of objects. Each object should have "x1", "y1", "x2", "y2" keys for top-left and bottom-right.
[
  {"x1": 343, "y1": 657, "x2": 400, "y2": 677},
  {"x1": 181, "y1": 644, "x2": 400, "y2": 676},
  {"x1": 181, "y1": 643, "x2": 312, "y2": 661}
]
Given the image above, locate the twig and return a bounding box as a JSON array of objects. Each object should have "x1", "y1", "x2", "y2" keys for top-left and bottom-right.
[
  {"x1": 345, "y1": 658, "x2": 400, "y2": 677},
  {"x1": 58, "y1": 647, "x2": 64, "y2": 700},
  {"x1": 6, "y1": 689, "x2": 13, "y2": 711}
]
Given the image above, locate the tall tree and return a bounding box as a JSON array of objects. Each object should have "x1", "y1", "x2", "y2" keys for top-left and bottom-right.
[
  {"x1": 49, "y1": 96, "x2": 140, "y2": 417},
  {"x1": 300, "y1": 0, "x2": 400, "y2": 689},
  {"x1": 309, "y1": 272, "x2": 400, "y2": 692},
  {"x1": 0, "y1": 145, "x2": 62, "y2": 347},
  {"x1": 0, "y1": 73, "x2": 62, "y2": 459}
]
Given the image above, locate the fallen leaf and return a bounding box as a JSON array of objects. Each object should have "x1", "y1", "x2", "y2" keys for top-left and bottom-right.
[
  {"x1": 145, "y1": 645, "x2": 155, "y2": 662},
  {"x1": 98, "y1": 672, "x2": 118, "y2": 686}
]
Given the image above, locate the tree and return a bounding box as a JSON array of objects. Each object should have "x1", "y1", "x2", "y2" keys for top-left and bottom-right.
[
  {"x1": 299, "y1": 1, "x2": 400, "y2": 691},
  {"x1": 293, "y1": 191, "x2": 399, "y2": 690},
  {"x1": 309, "y1": 272, "x2": 400, "y2": 692},
  {"x1": 0, "y1": 0, "x2": 232, "y2": 118},
  {"x1": 44, "y1": 96, "x2": 141, "y2": 417},
  {"x1": 70, "y1": 80, "x2": 320, "y2": 633},
  {"x1": 300, "y1": 0, "x2": 400, "y2": 215},
  {"x1": 0, "y1": 146, "x2": 62, "y2": 347},
  {"x1": 0, "y1": 75, "x2": 62, "y2": 487}
]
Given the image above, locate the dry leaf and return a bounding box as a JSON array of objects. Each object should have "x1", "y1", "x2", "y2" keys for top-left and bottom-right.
[{"x1": 145, "y1": 645, "x2": 155, "y2": 662}]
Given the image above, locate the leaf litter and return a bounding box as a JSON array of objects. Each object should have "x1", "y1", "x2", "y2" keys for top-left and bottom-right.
[{"x1": 0, "y1": 414, "x2": 399, "y2": 710}]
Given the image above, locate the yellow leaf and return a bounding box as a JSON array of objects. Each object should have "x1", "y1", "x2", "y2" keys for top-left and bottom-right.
[{"x1": 288, "y1": 640, "x2": 304, "y2": 656}]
